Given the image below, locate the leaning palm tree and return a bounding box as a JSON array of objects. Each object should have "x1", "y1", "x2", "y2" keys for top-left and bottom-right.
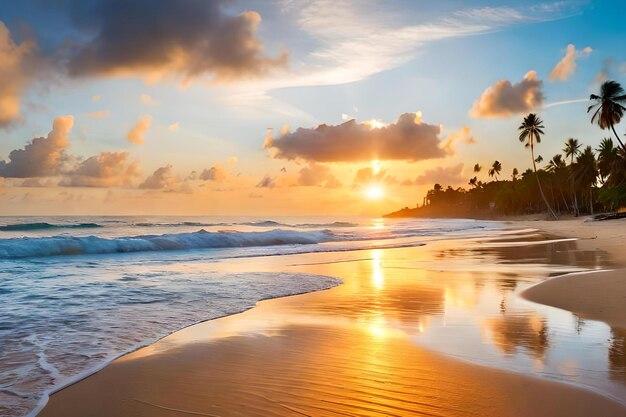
[
  {"x1": 588, "y1": 80, "x2": 626, "y2": 152},
  {"x1": 518, "y1": 113, "x2": 557, "y2": 219},
  {"x1": 488, "y1": 160, "x2": 502, "y2": 180}
]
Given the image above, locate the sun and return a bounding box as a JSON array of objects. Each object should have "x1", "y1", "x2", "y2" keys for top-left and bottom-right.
[{"x1": 365, "y1": 184, "x2": 385, "y2": 200}]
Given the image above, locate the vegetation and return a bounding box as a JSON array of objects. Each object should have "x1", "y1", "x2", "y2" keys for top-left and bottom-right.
[{"x1": 385, "y1": 80, "x2": 626, "y2": 219}]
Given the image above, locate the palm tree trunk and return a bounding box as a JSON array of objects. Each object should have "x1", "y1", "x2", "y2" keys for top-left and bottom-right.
[
  {"x1": 570, "y1": 155, "x2": 579, "y2": 216},
  {"x1": 558, "y1": 185, "x2": 569, "y2": 211},
  {"x1": 532, "y1": 143, "x2": 557, "y2": 219},
  {"x1": 610, "y1": 123, "x2": 626, "y2": 153},
  {"x1": 590, "y1": 188, "x2": 594, "y2": 215}
]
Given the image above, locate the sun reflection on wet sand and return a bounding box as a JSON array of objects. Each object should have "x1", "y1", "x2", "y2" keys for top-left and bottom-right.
[{"x1": 40, "y1": 232, "x2": 626, "y2": 417}]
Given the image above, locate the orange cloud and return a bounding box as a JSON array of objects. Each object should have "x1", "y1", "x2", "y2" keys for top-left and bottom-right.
[
  {"x1": 89, "y1": 110, "x2": 110, "y2": 119},
  {"x1": 61, "y1": 152, "x2": 140, "y2": 187},
  {"x1": 127, "y1": 115, "x2": 152, "y2": 144},
  {"x1": 403, "y1": 163, "x2": 465, "y2": 186},
  {"x1": 548, "y1": 44, "x2": 592, "y2": 82},
  {"x1": 139, "y1": 165, "x2": 180, "y2": 190},
  {"x1": 441, "y1": 126, "x2": 476, "y2": 155},
  {"x1": 140, "y1": 94, "x2": 159, "y2": 106},
  {"x1": 266, "y1": 112, "x2": 446, "y2": 163},
  {"x1": 66, "y1": 0, "x2": 287, "y2": 83},
  {"x1": 297, "y1": 163, "x2": 341, "y2": 187},
  {"x1": 0, "y1": 22, "x2": 38, "y2": 127},
  {"x1": 0, "y1": 116, "x2": 74, "y2": 177},
  {"x1": 470, "y1": 71, "x2": 544, "y2": 119},
  {"x1": 199, "y1": 165, "x2": 228, "y2": 181}
]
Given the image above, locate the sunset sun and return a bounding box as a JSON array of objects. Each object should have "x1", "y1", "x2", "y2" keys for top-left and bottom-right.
[{"x1": 365, "y1": 184, "x2": 385, "y2": 200}]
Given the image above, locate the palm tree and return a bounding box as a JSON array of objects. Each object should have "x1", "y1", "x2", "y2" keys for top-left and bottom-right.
[
  {"x1": 518, "y1": 113, "x2": 557, "y2": 219},
  {"x1": 546, "y1": 154, "x2": 569, "y2": 213},
  {"x1": 511, "y1": 168, "x2": 519, "y2": 181},
  {"x1": 563, "y1": 138, "x2": 581, "y2": 164},
  {"x1": 488, "y1": 160, "x2": 502, "y2": 180},
  {"x1": 563, "y1": 138, "x2": 581, "y2": 216},
  {"x1": 571, "y1": 146, "x2": 598, "y2": 215},
  {"x1": 588, "y1": 80, "x2": 626, "y2": 152},
  {"x1": 535, "y1": 155, "x2": 543, "y2": 164},
  {"x1": 596, "y1": 138, "x2": 618, "y2": 184}
]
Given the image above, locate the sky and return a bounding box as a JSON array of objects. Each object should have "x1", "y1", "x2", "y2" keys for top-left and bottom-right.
[{"x1": 0, "y1": 0, "x2": 625, "y2": 216}]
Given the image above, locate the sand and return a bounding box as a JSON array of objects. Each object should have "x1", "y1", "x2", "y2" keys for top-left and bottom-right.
[
  {"x1": 514, "y1": 217, "x2": 626, "y2": 330},
  {"x1": 37, "y1": 231, "x2": 626, "y2": 417}
]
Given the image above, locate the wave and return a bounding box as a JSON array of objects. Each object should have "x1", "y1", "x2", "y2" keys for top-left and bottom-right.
[
  {"x1": 131, "y1": 220, "x2": 359, "y2": 228},
  {"x1": 0, "y1": 222, "x2": 103, "y2": 232},
  {"x1": 0, "y1": 229, "x2": 335, "y2": 259}
]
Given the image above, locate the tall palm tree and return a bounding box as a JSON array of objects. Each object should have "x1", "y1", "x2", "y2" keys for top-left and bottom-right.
[
  {"x1": 511, "y1": 168, "x2": 519, "y2": 181},
  {"x1": 563, "y1": 138, "x2": 581, "y2": 216},
  {"x1": 588, "y1": 80, "x2": 626, "y2": 152},
  {"x1": 518, "y1": 113, "x2": 557, "y2": 219},
  {"x1": 571, "y1": 146, "x2": 598, "y2": 215},
  {"x1": 488, "y1": 160, "x2": 502, "y2": 180}
]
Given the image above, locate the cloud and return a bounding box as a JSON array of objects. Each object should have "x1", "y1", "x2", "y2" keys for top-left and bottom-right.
[
  {"x1": 548, "y1": 44, "x2": 592, "y2": 82},
  {"x1": 440, "y1": 126, "x2": 476, "y2": 155},
  {"x1": 65, "y1": 0, "x2": 287, "y2": 83},
  {"x1": 256, "y1": 175, "x2": 276, "y2": 188},
  {"x1": 127, "y1": 115, "x2": 152, "y2": 144},
  {"x1": 227, "y1": 156, "x2": 238, "y2": 165},
  {"x1": 0, "y1": 22, "x2": 38, "y2": 127},
  {"x1": 353, "y1": 166, "x2": 385, "y2": 186},
  {"x1": 297, "y1": 163, "x2": 341, "y2": 187},
  {"x1": 140, "y1": 94, "x2": 159, "y2": 106},
  {"x1": 139, "y1": 165, "x2": 179, "y2": 189},
  {"x1": 266, "y1": 112, "x2": 446, "y2": 163},
  {"x1": 403, "y1": 163, "x2": 465, "y2": 186},
  {"x1": 60, "y1": 152, "x2": 140, "y2": 187},
  {"x1": 0, "y1": 116, "x2": 74, "y2": 178},
  {"x1": 89, "y1": 110, "x2": 110, "y2": 119},
  {"x1": 470, "y1": 71, "x2": 544, "y2": 118},
  {"x1": 199, "y1": 165, "x2": 227, "y2": 181},
  {"x1": 167, "y1": 122, "x2": 179, "y2": 132},
  {"x1": 92, "y1": 95, "x2": 101, "y2": 102}
]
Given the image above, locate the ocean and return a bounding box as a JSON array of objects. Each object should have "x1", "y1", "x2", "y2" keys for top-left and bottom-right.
[{"x1": 0, "y1": 216, "x2": 503, "y2": 416}]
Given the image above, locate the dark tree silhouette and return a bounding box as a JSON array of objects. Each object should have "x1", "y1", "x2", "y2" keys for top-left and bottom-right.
[{"x1": 518, "y1": 113, "x2": 557, "y2": 219}]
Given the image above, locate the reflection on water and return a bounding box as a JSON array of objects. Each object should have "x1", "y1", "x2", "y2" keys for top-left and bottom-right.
[
  {"x1": 156, "y1": 233, "x2": 625, "y2": 404},
  {"x1": 41, "y1": 230, "x2": 626, "y2": 416}
]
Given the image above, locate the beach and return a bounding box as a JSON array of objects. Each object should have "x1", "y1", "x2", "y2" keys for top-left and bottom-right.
[
  {"x1": 515, "y1": 218, "x2": 626, "y2": 331},
  {"x1": 35, "y1": 218, "x2": 626, "y2": 417}
]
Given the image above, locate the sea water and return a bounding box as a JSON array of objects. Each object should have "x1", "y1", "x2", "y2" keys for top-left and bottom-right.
[{"x1": 0, "y1": 216, "x2": 501, "y2": 416}]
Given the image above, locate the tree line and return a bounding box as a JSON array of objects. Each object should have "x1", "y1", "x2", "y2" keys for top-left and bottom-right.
[{"x1": 386, "y1": 80, "x2": 626, "y2": 219}]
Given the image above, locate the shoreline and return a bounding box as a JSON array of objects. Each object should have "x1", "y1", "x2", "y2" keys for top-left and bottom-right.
[
  {"x1": 512, "y1": 217, "x2": 626, "y2": 331},
  {"x1": 37, "y1": 225, "x2": 626, "y2": 417}
]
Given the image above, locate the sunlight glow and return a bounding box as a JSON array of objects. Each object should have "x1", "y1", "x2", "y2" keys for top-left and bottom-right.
[
  {"x1": 365, "y1": 184, "x2": 385, "y2": 200},
  {"x1": 371, "y1": 159, "x2": 381, "y2": 175}
]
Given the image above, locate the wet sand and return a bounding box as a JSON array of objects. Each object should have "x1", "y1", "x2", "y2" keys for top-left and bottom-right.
[
  {"x1": 39, "y1": 231, "x2": 626, "y2": 417},
  {"x1": 516, "y1": 218, "x2": 626, "y2": 331}
]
